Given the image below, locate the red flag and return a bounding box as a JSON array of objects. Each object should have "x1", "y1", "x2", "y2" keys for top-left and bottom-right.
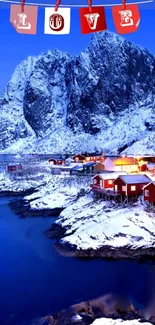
[
  {"x1": 10, "y1": 5, "x2": 38, "y2": 34},
  {"x1": 79, "y1": 6, "x2": 107, "y2": 34},
  {"x1": 112, "y1": 4, "x2": 140, "y2": 34}
]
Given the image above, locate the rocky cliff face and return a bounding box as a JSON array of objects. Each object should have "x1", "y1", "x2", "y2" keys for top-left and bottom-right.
[{"x1": 0, "y1": 31, "x2": 155, "y2": 154}]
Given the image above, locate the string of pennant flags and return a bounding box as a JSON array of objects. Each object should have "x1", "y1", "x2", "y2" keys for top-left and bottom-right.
[{"x1": 0, "y1": 0, "x2": 153, "y2": 35}]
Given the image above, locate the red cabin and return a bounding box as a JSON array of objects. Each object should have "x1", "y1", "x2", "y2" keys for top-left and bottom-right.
[
  {"x1": 91, "y1": 172, "x2": 127, "y2": 190},
  {"x1": 143, "y1": 182, "x2": 155, "y2": 204},
  {"x1": 7, "y1": 163, "x2": 23, "y2": 172},
  {"x1": 72, "y1": 154, "x2": 86, "y2": 163},
  {"x1": 113, "y1": 174, "x2": 151, "y2": 196},
  {"x1": 48, "y1": 158, "x2": 65, "y2": 165}
]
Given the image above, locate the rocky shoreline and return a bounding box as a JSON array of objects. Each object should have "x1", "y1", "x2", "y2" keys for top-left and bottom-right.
[
  {"x1": 9, "y1": 198, "x2": 64, "y2": 217},
  {"x1": 19, "y1": 293, "x2": 155, "y2": 325},
  {"x1": 44, "y1": 223, "x2": 155, "y2": 260}
]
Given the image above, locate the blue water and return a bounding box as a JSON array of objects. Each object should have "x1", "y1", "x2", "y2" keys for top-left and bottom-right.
[{"x1": 0, "y1": 196, "x2": 154, "y2": 325}]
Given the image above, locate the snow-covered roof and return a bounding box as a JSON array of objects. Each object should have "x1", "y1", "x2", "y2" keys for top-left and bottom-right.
[
  {"x1": 8, "y1": 163, "x2": 22, "y2": 166},
  {"x1": 83, "y1": 162, "x2": 97, "y2": 167},
  {"x1": 49, "y1": 157, "x2": 65, "y2": 161},
  {"x1": 118, "y1": 174, "x2": 151, "y2": 184},
  {"x1": 143, "y1": 181, "x2": 155, "y2": 189},
  {"x1": 71, "y1": 165, "x2": 83, "y2": 171},
  {"x1": 146, "y1": 163, "x2": 155, "y2": 167},
  {"x1": 93, "y1": 172, "x2": 127, "y2": 180}
]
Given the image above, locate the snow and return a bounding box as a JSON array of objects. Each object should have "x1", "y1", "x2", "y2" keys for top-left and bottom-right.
[
  {"x1": 54, "y1": 194, "x2": 155, "y2": 251},
  {"x1": 90, "y1": 319, "x2": 151, "y2": 325},
  {"x1": 24, "y1": 175, "x2": 91, "y2": 211}
]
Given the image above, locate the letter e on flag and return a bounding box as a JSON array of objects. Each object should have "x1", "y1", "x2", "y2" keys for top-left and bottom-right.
[
  {"x1": 112, "y1": 4, "x2": 140, "y2": 34},
  {"x1": 79, "y1": 6, "x2": 107, "y2": 34},
  {"x1": 10, "y1": 5, "x2": 38, "y2": 34},
  {"x1": 44, "y1": 8, "x2": 71, "y2": 34}
]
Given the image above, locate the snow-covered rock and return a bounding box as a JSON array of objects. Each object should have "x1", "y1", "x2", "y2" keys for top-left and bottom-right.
[
  {"x1": 90, "y1": 319, "x2": 151, "y2": 325},
  {"x1": 0, "y1": 31, "x2": 155, "y2": 154},
  {"x1": 50, "y1": 194, "x2": 155, "y2": 258},
  {"x1": 24, "y1": 175, "x2": 91, "y2": 212}
]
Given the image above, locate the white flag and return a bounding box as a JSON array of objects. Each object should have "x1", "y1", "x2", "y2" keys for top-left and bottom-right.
[{"x1": 44, "y1": 7, "x2": 71, "y2": 34}]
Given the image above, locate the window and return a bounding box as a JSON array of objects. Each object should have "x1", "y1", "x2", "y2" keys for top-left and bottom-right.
[
  {"x1": 122, "y1": 186, "x2": 126, "y2": 191},
  {"x1": 131, "y1": 186, "x2": 136, "y2": 191},
  {"x1": 94, "y1": 179, "x2": 97, "y2": 184},
  {"x1": 100, "y1": 180, "x2": 103, "y2": 187},
  {"x1": 108, "y1": 180, "x2": 113, "y2": 184},
  {"x1": 115, "y1": 185, "x2": 118, "y2": 191},
  {"x1": 145, "y1": 190, "x2": 149, "y2": 197}
]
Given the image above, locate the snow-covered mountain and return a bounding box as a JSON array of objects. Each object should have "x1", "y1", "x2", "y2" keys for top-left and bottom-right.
[{"x1": 0, "y1": 31, "x2": 155, "y2": 154}]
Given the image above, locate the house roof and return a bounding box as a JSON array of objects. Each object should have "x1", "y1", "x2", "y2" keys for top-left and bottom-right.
[
  {"x1": 143, "y1": 181, "x2": 155, "y2": 189},
  {"x1": 49, "y1": 158, "x2": 65, "y2": 162},
  {"x1": 93, "y1": 172, "x2": 127, "y2": 180},
  {"x1": 146, "y1": 163, "x2": 155, "y2": 167},
  {"x1": 71, "y1": 165, "x2": 83, "y2": 171},
  {"x1": 117, "y1": 174, "x2": 151, "y2": 184},
  {"x1": 111, "y1": 157, "x2": 138, "y2": 166},
  {"x1": 73, "y1": 154, "x2": 86, "y2": 158},
  {"x1": 83, "y1": 162, "x2": 97, "y2": 167},
  {"x1": 8, "y1": 163, "x2": 22, "y2": 166}
]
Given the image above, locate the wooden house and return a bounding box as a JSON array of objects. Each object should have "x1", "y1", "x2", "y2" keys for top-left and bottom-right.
[
  {"x1": 48, "y1": 158, "x2": 65, "y2": 165},
  {"x1": 93, "y1": 162, "x2": 105, "y2": 173},
  {"x1": 70, "y1": 165, "x2": 84, "y2": 175},
  {"x1": 84, "y1": 153, "x2": 105, "y2": 163},
  {"x1": 102, "y1": 157, "x2": 139, "y2": 172},
  {"x1": 7, "y1": 163, "x2": 23, "y2": 172},
  {"x1": 113, "y1": 174, "x2": 151, "y2": 196},
  {"x1": 83, "y1": 162, "x2": 96, "y2": 173},
  {"x1": 91, "y1": 172, "x2": 127, "y2": 190},
  {"x1": 143, "y1": 182, "x2": 155, "y2": 204},
  {"x1": 72, "y1": 154, "x2": 86, "y2": 163}
]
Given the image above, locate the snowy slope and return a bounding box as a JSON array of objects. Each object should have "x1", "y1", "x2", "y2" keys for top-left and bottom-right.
[
  {"x1": 55, "y1": 195, "x2": 155, "y2": 251},
  {"x1": 0, "y1": 31, "x2": 155, "y2": 154}
]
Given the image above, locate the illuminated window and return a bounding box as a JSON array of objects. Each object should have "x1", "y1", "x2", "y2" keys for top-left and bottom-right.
[
  {"x1": 108, "y1": 180, "x2": 113, "y2": 184},
  {"x1": 145, "y1": 190, "x2": 149, "y2": 197},
  {"x1": 122, "y1": 186, "x2": 126, "y2": 191},
  {"x1": 94, "y1": 179, "x2": 97, "y2": 184},
  {"x1": 131, "y1": 186, "x2": 136, "y2": 191}
]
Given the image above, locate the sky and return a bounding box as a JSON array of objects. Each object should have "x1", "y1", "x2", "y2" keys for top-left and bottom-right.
[{"x1": 0, "y1": 0, "x2": 154, "y2": 94}]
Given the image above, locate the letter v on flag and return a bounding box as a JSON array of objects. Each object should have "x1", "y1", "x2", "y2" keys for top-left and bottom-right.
[
  {"x1": 44, "y1": 7, "x2": 71, "y2": 34},
  {"x1": 79, "y1": 7, "x2": 107, "y2": 34}
]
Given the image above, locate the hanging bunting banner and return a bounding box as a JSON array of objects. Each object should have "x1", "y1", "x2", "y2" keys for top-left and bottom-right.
[
  {"x1": 10, "y1": 2, "x2": 38, "y2": 34},
  {"x1": 112, "y1": 2, "x2": 140, "y2": 34},
  {"x1": 44, "y1": 0, "x2": 71, "y2": 35},
  {"x1": 79, "y1": 0, "x2": 107, "y2": 34}
]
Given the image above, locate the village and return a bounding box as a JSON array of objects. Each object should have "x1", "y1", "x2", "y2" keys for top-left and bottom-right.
[{"x1": 4, "y1": 152, "x2": 155, "y2": 209}]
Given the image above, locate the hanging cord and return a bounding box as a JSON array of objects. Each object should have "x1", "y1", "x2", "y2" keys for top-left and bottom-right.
[
  {"x1": 54, "y1": 0, "x2": 61, "y2": 11},
  {"x1": 88, "y1": 0, "x2": 92, "y2": 12},
  {"x1": 21, "y1": 0, "x2": 25, "y2": 12},
  {"x1": 122, "y1": 0, "x2": 126, "y2": 9},
  {"x1": 0, "y1": 0, "x2": 153, "y2": 7}
]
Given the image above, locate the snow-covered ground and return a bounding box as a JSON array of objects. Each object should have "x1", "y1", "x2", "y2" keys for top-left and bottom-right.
[
  {"x1": 24, "y1": 175, "x2": 91, "y2": 211},
  {"x1": 0, "y1": 171, "x2": 51, "y2": 193},
  {"x1": 53, "y1": 194, "x2": 155, "y2": 254},
  {"x1": 90, "y1": 319, "x2": 151, "y2": 325}
]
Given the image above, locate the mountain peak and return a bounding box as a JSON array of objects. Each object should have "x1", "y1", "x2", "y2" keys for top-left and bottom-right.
[{"x1": 0, "y1": 33, "x2": 155, "y2": 154}]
